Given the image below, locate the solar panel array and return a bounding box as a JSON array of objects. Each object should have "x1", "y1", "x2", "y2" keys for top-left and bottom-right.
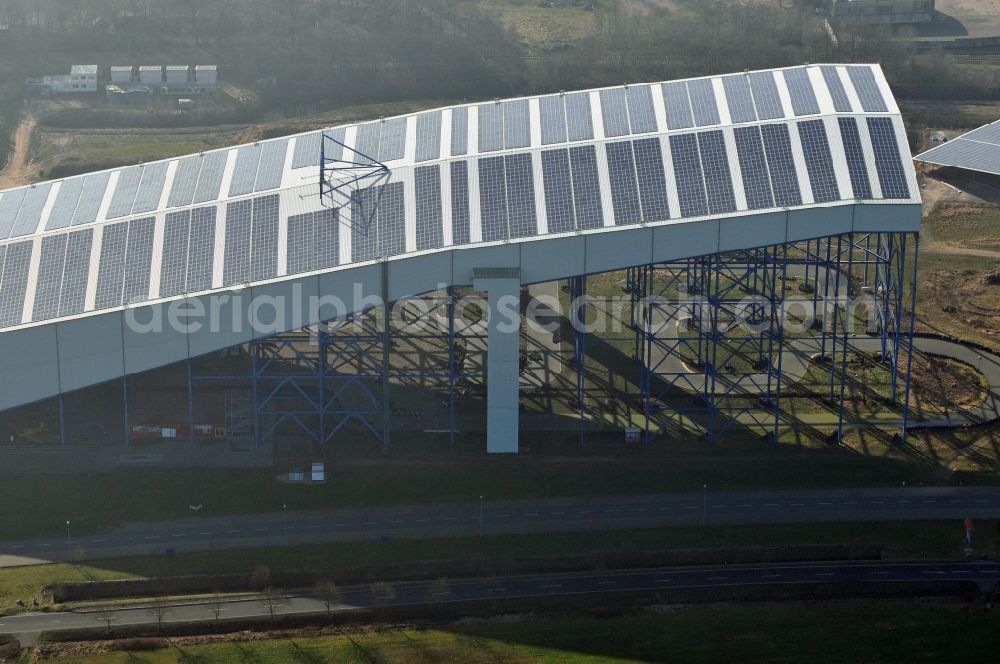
[
  {"x1": 914, "y1": 118, "x2": 1000, "y2": 177},
  {"x1": 0, "y1": 65, "x2": 916, "y2": 331}
]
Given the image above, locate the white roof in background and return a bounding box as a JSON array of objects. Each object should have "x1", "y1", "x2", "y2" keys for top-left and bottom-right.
[
  {"x1": 139, "y1": 65, "x2": 161, "y2": 71},
  {"x1": 110, "y1": 66, "x2": 132, "y2": 71},
  {"x1": 0, "y1": 63, "x2": 918, "y2": 334},
  {"x1": 71, "y1": 65, "x2": 98, "y2": 75},
  {"x1": 914, "y1": 120, "x2": 1000, "y2": 176},
  {"x1": 196, "y1": 65, "x2": 217, "y2": 70},
  {"x1": 166, "y1": 66, "x2": 188, "y2": 71}
]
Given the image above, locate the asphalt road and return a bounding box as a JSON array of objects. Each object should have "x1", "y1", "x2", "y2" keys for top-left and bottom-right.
[
  {"x1": 3, "y1": 487, "x2": 1000, "y2": 567},
  {"x1": 2, "y1": 560, "x2": 998, "y2": 640}
]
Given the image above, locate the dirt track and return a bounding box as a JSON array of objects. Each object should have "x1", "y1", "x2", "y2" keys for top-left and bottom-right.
[{"x1": 0, "y1": 116, "x2": 37, "y2": 189}]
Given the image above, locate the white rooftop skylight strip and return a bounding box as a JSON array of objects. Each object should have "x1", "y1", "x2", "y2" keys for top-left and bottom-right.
[
  {"x1": 20, "y1": 238, "x2": 40, "y2": 324},
  {"x1": 712, "y1": 78, "x2": 731, "y2": 127},
  {"x1": 36, "y1": 182, "x2": 60, "y2": 236},
  {"x1": 855, "y1": 115, "x2": 884, "y2": 200},
  {"x1": 722, "y1": 127, "x2": 748, "y2": 212},
  {"x1": 658, "y1": 134, "x2": 681, "y2": 221},
  {"x1": 83, "y1": 225, "x2": 103, "y2": 311},
  {"x1": 593, "y1": 142, "x2": 616, "y2": 228},
  {"x1": 148, "y1": 214, "x2": 166, "y2": 300},
  {"x1": 95, "y1": 170, "x2": 120, "y2": 224},
  {"x1": 823, "y1": 115, "x2": 855, "y2": 200},
  {"x1": 808, "y1": 66, "x2": 836, "y2": 116},
  {"x1": 210, "y1": 202, "x2": 227, "y2": 290},
  {"x1": 530, "y1": 151, "x2": 547, "y2": 236},
  {"x1": 786, "y1": 121, "x2": 815, "y2": 206},
  {"x1": 650, "y1": 82, "x2": 669, "y2": 133},
  {"x1": 403, "y1": 167, "x2": 417, "y2": 253},
  {"x1": 836, "y1": 67, "x2": 863, "y2": 115},
  {"x1": 467, "y1": 157, "x2": 483, "y2": 244},
  {"x1": 589, "y1": 90, "x2": 606, "y2": 141},
  {"x1": 773, "y1": 73, "x2": 796, "y2": 123},
  {"x1": 441, "y1": 155, "x2": 454, "y2": 247}
]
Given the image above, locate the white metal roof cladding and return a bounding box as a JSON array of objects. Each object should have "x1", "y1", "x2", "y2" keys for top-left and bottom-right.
[
  {"x1": 0, "y1": 64, "x2": 918, "y2": 333},
  {"x1": 914, "y1": 119, "x2": 1000, "y2": 176}
]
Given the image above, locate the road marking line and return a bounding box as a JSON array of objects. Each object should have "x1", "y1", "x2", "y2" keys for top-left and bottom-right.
[
  {"x1": 951, "y1": 570, "x2": 971, "y2": 574},
  {"x1": 308, "y1": 525, "x2": 323, "y2": 529},
  {"x1": 762, "y1": 574, "x2": 781, "y2": 578},
  {"x1": 597, "y1": 581, "x2": 618, "y2": 585},
  {"x1": 707, "y1": 576, "x2": 726, "y2": 581},
  {"x1": 684, "y1": 506, "x2": 698, "y2": 510},
  {"x1": 922, "y1": 500, "x2": 937, "y2": 504},
  {"x1": 524, "y1": 512, "x2": 539, "y2": 516},
  {"x1": 658, "y1": 507, "x2": 672, "y2": 511},
  {"x1": 541, "y1": 584, "x2": 562, "y2": 589},
  {"x1": 550, "y1": 512, "x2": 565, "y2": 516},
  {"x1": 790, "y1": 502, "x2": 805, "y2": 506},
  {"x1": 738, "y1": 505, "x2": 752, "y2": 508},
  {"x1": 922, "y1": 571, "x2": 945, "y2": 575},
  {"x1": 818, "y1": 502, "x2": 833, "y2": 505},
  {"x1": 225, "y1": 530, "x2": 239, "y2": 534},
  {"x1": 843, "y1": 501, "x2": 857, "y2": 505},
  {"x1": 711, "y1": 505, "x2": 727, "y2": 509},
  {"x1": 871, "y1": 501, "x2": 884, "y2": 504},
  {"x1": 630, "y1": 508, "x2": 648, "y2": 512},
  {"x1": 656, "y1": 579, "x2": 672, "y2": 583},
  {"x1": 199, "y1": 532, "x2": 212, "y2": 536},
  {"x1": 604, "y1": 509, "x2": 621, "y2": 513},
  {"x1": 815, "y1": 573, "x2": 835, "y2": 577}
]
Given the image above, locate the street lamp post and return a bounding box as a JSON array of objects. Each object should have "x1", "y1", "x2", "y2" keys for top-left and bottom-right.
[
  {"x1": 65, "y1": 520, "x2": 71, "y2": 561},
  {"x1": 899, "y1": 481, "x2": 906, "y2": 522},
  {"x1": 282, "y1": 504, "x2": 288, "y2": 545},
  {"x1": 479, "y1": 495, "x2": 484, "y2": 538}
]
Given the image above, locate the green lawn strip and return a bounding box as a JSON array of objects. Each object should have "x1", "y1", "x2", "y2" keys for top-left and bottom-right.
[
  {"x1": 39, "y1": 600, "x2": 1000, "y2": 663},
  {"x1": 4, "y1": 520, "x2": 992, "y2": 614}
]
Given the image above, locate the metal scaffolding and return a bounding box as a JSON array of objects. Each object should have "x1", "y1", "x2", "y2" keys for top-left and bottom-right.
[{"x1": 631, "y1": 232, "x2": 919, "y2": 444}]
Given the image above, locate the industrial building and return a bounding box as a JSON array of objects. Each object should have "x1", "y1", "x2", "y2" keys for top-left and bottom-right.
[
  {"x1": 24, "y1": 65, "x2": 99, "y2": 95},
  {"x1": 829, "y1": 0, "x2": 936, "y2": 24},
  {"x1": 915, "y1": 119, "x2": 1000, "y2": 192},
  {"x1": 0, "y1": 65, "x2": 920, "y2": 463}
]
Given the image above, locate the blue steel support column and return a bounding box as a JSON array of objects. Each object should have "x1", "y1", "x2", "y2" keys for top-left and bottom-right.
[
  {"x1": 901, "y1": 234, "x2": 919, "y2": 443},
  {"x1": 448, "y1": 288, "x2": 457, "y2": 449},
  {"x1": 837, "y1": 234, "x2": 856, "y2": 440},
  {"x1": 473, "y1": 268, "x2": 522, "y2": 454},
  {"x1": 569, "y1": 276, "x2": 586, "y2": 447},
  {"x1": 122, "y1": 375, "x2": 129, "y2": 446},
  {"x1": 187, "y1": 358, "x2": 195, "y2": 445}
]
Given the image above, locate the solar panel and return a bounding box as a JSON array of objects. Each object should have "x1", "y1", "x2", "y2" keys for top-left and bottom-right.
[
  {"x1": 59, "y1": 229, "x2": 93, "y2": 317},
  {"x1": 223, "y1": 199, "x2": 253, "y2": 286},
  {"x1": 32, "y1": 234, "x2": 68, "y2": 321},
  {"x1": 478, "y1": 156, "x2": 508, "y2": 241},
  {"x1": 600, "y1": 88, "x2": 631, "y2": 138},
  {"x1": 503, "y1": 99, "x2": 531, "y2": 149},
  {"x1": 94, "y1": 222, "x2": 128, "y2": 309},
  {"x1": 797, "y1": 120, "x2": 840, "y2": 203},
  {"x1": 478, "y1": 103, "x2": 503, "y2": 153},
  {"x1": 228, "y1": 144, "x2": 262, "y2": 197},
  {"x1": 760, "y1": 123, "x2": 802, "y2": 207},
  {"x1": 688, "y1": 79, "x2": 721, "y2": 127},
  {"x1": 450, "y1": 161, "x2": 471, "y2": 245},
  {"x1": 633, "y1": 138, "x2": 670, "y2": 222},
  {"x1": 821, "y1": 66, "x2": 852, "y2": 113},
  {"x1": 662, "y1": 81, "x2": 694, "y2": 130},
  {"x1": 783, "y1": 68, "x2": 820, "y2": 117},
  {"x1": 565, "y1": 92, "x2": 594, "y2": 142},
  {"x1": 626, "y1": 85, "x2": 658, "y2": 134},
  {"x1": 0, "y1": 241, "x2": 31, "y2": 327},
  {"x1": 192, "y1": 151, "x2": 226, "y2": 204},
  {"x1": 159, "y1": 210, "x2": 190, "y2": 298},
  {"x1": 168, "y1": 155, "x2": 201, "y2": 207},
  {"x1": 379, "y1": 118, "x2": 407, "y2": 162},
  {"x1": 0, "y1": 188, "x2": 26, "y2": 239},
  {"x1": 287, "y1": 209, "x2": 339, "y2": 275},
  {"x1": 131, "y1": 161, "x2": 170, "y2": 213},
  {"x1": 106, "y1": 166, "x2": 143, "y2": 219},
  {"x1": 505, "y1": 153, "x2": 537, "y2": 238},
  {"x1": 254, "y1": 139, "x2": 288, "y2": 191},
  {"x1": 697, "y1": 130, "x2": 737, "y2": 215},
  {"x1": 848, "y1": 66, "x2": 888, "y2": 113},
  {"x1": 722, "y1": 75, "x2": 757, "y2": 124},
  {"x1": 541, "y1": 149, "x2": 575, "y2": 233},
  {"x1": 351, "y1": 182, "x2": 406, "y2": 261},
  {"x1": 9, "y1": 183, "x2": 52, "y2": 237},
  {"x1": 187, "y1": 207, "x2": 216, "y2": 292},
  {"x1": 46, "y1": 177, "x2": 84, "y2": 230},
  {"x1": 605, "y1": 141, "x2": 642, "y2": 225},
  {"x1": 286, "y1": 212, "x2": 312, "y2": 275},
  {"x1": 569, "y1": 145, "x2": 603, "y2": 230},
  {"x1": 354, "y1": 122, "x2": 381, "y2": 165},
  {"x1": 251, "y1": 195, "x2": 279, "y2": 281},
  {"x1": 733, "y1": 126, "x2": 775, "y2": 210},
  {"x1": 669, "y1": 133, "x2": 709, "y2": 218},
  {"x1": 291, "y1": 132, "x2": 322, "y2": 169},
  {"x1": 415, "y1": 165, "x2": 444, "y2": 250},
  {"x1": 837, "y1": 118, "x2": 873, "y2": 200},
  {"x1": 451, "y1": 107, "x2": 469, "y2": 156},
  {"x1": 415, "y1": 111, "x2": 442, "y2": 162},
  {"x1": 380, "y1": 182, "x2": 406, "y2": 257},
  {"x1": 540, "y1": 95, "x2": 568, "y2": 145},
  {"x1": 72, "y1": 172, "x2": 111, "y2": 225},
  {"x1": 866, "y1": 117, "x2": 910, "y2": 199},
  {"x1": 323, "y1": 128, "x2": 347, "y2": 162},
  {"x1": 123, "y1": 217, "x2": 155, "y2": 305},
  {"x1": 748, "y1": 71, "x2": 785, "y2": 121}
]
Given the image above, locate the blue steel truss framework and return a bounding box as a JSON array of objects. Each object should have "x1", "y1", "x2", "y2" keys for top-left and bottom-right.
[{"x1": 629, "y1": 232, "x2": 919, "y2": 444}]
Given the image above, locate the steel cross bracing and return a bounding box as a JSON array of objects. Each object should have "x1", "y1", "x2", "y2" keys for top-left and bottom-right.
[
  {"x1": 632, "y1": 232, "x2": 919, "y2": 444},
  {"x1": 319, "y1": 132, "x2": 391, "y2": 235}
]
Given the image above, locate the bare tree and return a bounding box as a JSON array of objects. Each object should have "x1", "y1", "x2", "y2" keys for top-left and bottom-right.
[
  {"x1": 260, "y1": 587, "x2": 284, "y2": 622},
  {"x1": 315, "y1": 579, "x2": 341, "y2": 616},
  {"x1": 95, "y1": 607, "x2": 116, "y2": 635},
  {"x1": 147, "y1": 596, "x2": 171, "y2": 633},
  {"x1": 207, "y1": 592, "x2": 225, "y2": 628}
]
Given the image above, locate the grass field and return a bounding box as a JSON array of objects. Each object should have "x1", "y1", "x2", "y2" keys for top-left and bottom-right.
[
  {"x1": 925, "y1": 202, "x2": 1000, "y2": 253},
  {"x1": 2, "y1": 521, "x2": 992, "y2": 614},
  {"x1": 34, "y1": 601, "x2": 1000, "y2": 663}
]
